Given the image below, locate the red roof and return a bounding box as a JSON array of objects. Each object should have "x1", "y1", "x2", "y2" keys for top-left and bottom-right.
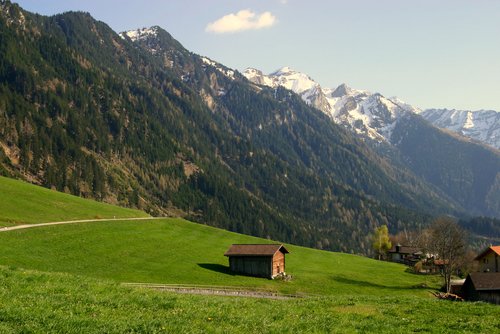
[
  {"x1": 224, "y1": 244, "x2": 289, "y2": 257},
  {"x1": 474, "y1": 246, "x2": 500, "y2": 261},
  {"x1": 433, "y1": 259, "x2": 449, "y2": 266},
  {"x1": 492, "y1": 246, "x2": 500, "y2": 256}
]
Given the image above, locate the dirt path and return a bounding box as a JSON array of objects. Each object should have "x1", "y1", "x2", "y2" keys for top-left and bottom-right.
[
  {"x1": 0, "y1": 217, "x2": 166, "y2": 232},
  {"x1": 122, "y1": 283, "x2": 303, "y2": 300}
]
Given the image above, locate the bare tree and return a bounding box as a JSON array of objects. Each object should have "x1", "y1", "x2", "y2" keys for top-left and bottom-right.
[
  {"x1": 427, "y1": 217, "x2": 467, "y2": 293},
  {"x1": 392, "y1": 228, "x2": 431, "y2": 250}
]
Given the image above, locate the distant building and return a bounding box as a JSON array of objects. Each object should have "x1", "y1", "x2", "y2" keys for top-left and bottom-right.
[
  {"x1": 387, "y1": 244, "x2": 423, "y2": 265},
  {"x1": 224, "y1": 244, "x2": 289, "y2": 279},
  {"x1": 474, "y1": 246, "x2": 500, "y2": 273},
  {"x1": 462, "y1": 272, "x2": 500, "y2": 304}
]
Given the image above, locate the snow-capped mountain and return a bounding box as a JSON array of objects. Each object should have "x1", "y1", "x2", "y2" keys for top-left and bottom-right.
[
  {"x1": 244, "y1": 67, "x2": 419, "y2": 144},
  {"x1": 243, "y1": 67, "x2": 500, "y2": 151},
  {"x1": 418, "y1": 109, "x2": 500, "y2": 150}
]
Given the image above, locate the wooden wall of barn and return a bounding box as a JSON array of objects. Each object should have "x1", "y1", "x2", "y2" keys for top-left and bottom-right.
[
  {"x1": 462, "y1": 280, "x2": 500, "y2": 304},
  {"x1": 478, "y1": 291, "x2": 500, "y2": 305},
  {"x1": 229, "y1": 256, "x2": 272, "y2": 278},
  {"x1": 272, "y1": 251, "x2": 285, "y2": 276}
]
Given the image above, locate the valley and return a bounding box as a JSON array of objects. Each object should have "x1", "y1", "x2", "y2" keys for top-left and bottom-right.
[
  {"x1": 1, "y1": 0, "x2": 482, "y2": 254},
  {"x1": 0, "y1": 1, "x2": 500, "y2": 331}
]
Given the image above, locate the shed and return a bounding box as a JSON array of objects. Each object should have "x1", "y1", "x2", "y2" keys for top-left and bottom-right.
[
  {"x1": 224, "y1": 244, "x2": 289, "y2": 279},
  {"x1": 462, "y1": 272, "x2": 500, "y2": 304},
  {"x1": 474, "y1": 246, "x2": 500, "y2": 273}
]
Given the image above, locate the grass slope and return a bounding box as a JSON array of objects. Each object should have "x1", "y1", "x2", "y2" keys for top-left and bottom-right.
[
  {"x1": 1, "y1": 181, "x2": 499, "y2": 332},
  {"x1": 0, "y1": 218, "x2": 438, "y2": 296},
  {"x1": 0, "y1": 176, "x2": 148, "y2": 226},
  {"x1": 0, "y1": 266, "x2": 499, "y2": 334}
]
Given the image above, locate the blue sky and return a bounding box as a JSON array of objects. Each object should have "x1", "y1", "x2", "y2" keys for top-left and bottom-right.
[{"x1": 14, "y1": 0, "x2": 500, "y2": 110}]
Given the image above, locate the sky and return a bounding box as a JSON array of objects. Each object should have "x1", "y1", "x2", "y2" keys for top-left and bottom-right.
[{"x1": 13, "y1": 0, "x2": 500, "y2": 111}]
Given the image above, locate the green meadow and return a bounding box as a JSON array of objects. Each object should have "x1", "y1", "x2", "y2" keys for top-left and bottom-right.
[
  {"x1": 0, "y1": 218, "x2": 437, "y2": 296},
  {"x1": 0, "y1": 176, "x2": 148, "y2": 226},
  {"x1": 0, "y1": 176, "x2": 499, "y2": 333},
  {"x1": 0, "y1": 266, "x2": 499, "y2": 333}
]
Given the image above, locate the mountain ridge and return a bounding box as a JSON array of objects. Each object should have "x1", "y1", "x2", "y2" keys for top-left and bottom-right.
[
  {"x1": 0, "y1": 2, "x2": 497, "y2": 254},
  {"x1": 243, "y1": 66, "x2": 500, "y2": 218},
  {"x1": 243, "y1": 67, "x2": 500, "y2": 151},
  {"x1": 419, "y1": 108, "x2": 500, "y2": 150}
]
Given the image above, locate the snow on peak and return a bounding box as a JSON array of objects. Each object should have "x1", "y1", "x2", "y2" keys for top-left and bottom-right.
[
  {"x1": 328, "y1": 83, "x2": 368, "y2": 98},
  {"x1": 243, "y1": 66, "x2": 500, "y2": 150},
  {"x1": 271, "y1": 66, "x2": 294, "y2": 75},
  {"x1": 247, "y1": 66, "x2": 320, "y2": 94},
  {"x1": 243, "y1": 68, "x2": 263, "y2": 78},
  {"x1": 420, "y1": 108, "x2": 500, "y2": 150},
  {"x1": 243, "y1": 66, "x2": 418, "y2": 143},
  {"x1": 201, "y1": 56, "x2": 235, "y2": 80},
  {"x1": 120, "y1": 26, "x2": 159, "y2": 42}
]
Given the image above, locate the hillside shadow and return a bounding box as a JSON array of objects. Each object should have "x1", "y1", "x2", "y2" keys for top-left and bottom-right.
[
  {"x1": 332, "y1": 276, "x2": 427, "y2": 290},
  {"x1": 197, "y1": 263, "x2": 235, "y2": 276}
]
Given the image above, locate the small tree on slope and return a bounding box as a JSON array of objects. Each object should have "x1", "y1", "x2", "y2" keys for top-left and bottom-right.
[{"x1": 372, "y1": 225, "x2": 392, "y2": 260}]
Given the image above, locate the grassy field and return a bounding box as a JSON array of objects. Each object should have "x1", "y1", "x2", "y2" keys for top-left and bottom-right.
[
  {"x1": 1, "y1": 175, "x2": 499, "y2": 333},
  {"x1": 0, "y1": 218, "x2": 438, "y2": 296},
  {"x1": 0, "y1": 176, "x2": 148, "y2": 226},
  {"x1": 0, "y1": 265, "x2": 499, "y2": 333}
]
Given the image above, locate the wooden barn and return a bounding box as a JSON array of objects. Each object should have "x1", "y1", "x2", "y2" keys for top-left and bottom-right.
[
  {"x1": 224, "y1": 244, "x2": 289, "y2": 279},
  {"x1": 462, "y1": 272, "x2": 500, "y2": 304}
]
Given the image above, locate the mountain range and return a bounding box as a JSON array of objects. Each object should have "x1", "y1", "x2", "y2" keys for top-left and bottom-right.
[
  {"x1": 244, "y1": 67, "x2": 500, "y2": 150},
  {"x1": 419, "y1": 108, "x2": 500, "y2": 150},
  {"x1": 244, "y1": 67, "x2": 500, "y2": 218},
  {"x1": 0, "y1": 0, "x2": 499, "y2": 253}
]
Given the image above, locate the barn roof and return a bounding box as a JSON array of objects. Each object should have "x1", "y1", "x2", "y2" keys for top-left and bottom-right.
[
  {"x1": 466, "y1": 273, "x2": 500, "y2": 291},
  {"x1": 224, "y1": 244, "x2": 289, "y2": 257},
  {"x1": 474, "y1": 246, "x2": 500, "y2": 261}
]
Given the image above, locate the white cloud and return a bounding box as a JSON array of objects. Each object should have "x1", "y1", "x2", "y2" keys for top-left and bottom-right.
[{"x1": 205, "y1": 9, "x2": 276, "y2": 34}]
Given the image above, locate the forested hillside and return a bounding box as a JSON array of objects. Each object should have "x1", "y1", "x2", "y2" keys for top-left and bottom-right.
[
  {"x1": 244, "y1": 67, "x2": 500, "y2": 218},
  {"x1": 391, "y1": 113, "x2": 500, "y2": 218},
  {"x1": 0, "y1": 1, "x2": 470, "y2": 253}
]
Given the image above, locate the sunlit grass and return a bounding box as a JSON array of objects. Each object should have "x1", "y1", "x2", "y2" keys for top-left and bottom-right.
[
  {"x1": 0, "y1": 176, "x2": 148, "y2": 226},
  {"x1": 0, "y1": 266, "x2": 498, "y2": 333},
  {"x1": 0, "y1": 218, "x2": 439, "y2": 296}
]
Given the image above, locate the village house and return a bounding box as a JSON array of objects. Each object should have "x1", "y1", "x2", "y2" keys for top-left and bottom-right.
[
  {"x1": 387, "y1": 244, "x2": 447, "y2": 274},
  {"x1": 474, "y1": 246, "x2": 500, "y2": 273},
  {"x1": 387, "y1": 244, "x2": 423, "y2": 265},
  {"x1": 224, "y1": 244, "x2": 289, "y2": 279},
  {"x1": 459, "y1": 245, "x2": 500, "y2": 304}
]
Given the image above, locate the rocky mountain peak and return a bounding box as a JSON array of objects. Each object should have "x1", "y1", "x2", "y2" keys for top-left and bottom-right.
[
  {"x1": 0, "y1": 0, "x2": 26, "y2": 28},
  {"x1": 243, "y1": 67, "x2": 413, "y2": 143},
  {"x1": 330, "y1": 83, "x2": 351, "y2": 98},
  {"x1": 119, "y1": 26, "x2": 159, "y2": 42}
]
